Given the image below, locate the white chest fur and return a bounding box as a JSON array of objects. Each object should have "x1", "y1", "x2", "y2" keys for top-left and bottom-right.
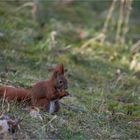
[{"x1": 49, "y1": 101, "x2": 55, "y2": 113}]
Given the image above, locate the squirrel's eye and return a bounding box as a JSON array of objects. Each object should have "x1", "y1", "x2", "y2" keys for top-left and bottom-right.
[{"x1": 59, "y1": 80, "x2": 63, "y2": 84}]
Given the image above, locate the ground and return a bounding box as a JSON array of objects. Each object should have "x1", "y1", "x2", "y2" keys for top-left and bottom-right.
[{"x1": 0, "y1": 1, "x2": 140, "y2": 140}]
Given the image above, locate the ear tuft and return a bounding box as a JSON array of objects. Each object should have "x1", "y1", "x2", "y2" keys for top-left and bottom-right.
[{"x1": 54, "y1": 64, "x2": 64, "y2": 75}]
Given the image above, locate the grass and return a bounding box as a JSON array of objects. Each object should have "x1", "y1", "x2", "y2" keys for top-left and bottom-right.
[{"x1": 0, "y1": 1, "x2": 140, "y2": 139}]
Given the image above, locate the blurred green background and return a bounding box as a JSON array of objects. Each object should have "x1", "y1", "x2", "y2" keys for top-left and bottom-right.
[{"x1": 0, "y1": 0, "x2": 140, "y2": 139}]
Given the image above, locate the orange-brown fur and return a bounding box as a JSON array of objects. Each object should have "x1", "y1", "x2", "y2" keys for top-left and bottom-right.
[
  {"x1": 0, "y1": 86, "x2": 31, "y2": 101},
  {"x1": 34, "y1": 90, "x2": 69, "y2": 112},
  {"x1": 31, "y1": 64, "x2": 69, "y2": 113},
  {"x1": 0, "y1": 64, "x2": 69, "y2": 113}
]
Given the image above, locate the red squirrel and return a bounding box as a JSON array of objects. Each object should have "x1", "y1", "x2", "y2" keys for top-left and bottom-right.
[
  {"x1": 0, "y1": 64, "x2": 69, "y2": 113},
  {"x1": 0, "y1": 86, "x2": 31, "y2": 102},
  {"x1": 31, "y1": 64, "x2": 69, "y2": 113}
]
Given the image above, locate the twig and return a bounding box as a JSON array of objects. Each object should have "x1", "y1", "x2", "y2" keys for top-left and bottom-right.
[
  {"x1": 16, "y1": 2, "x2": 34, "y2": 11},
  {"x1": 121, "y1": 0, "x2": 133, "y2": 44},
  {"x1": 15, "y1": 1, "x2": 40, "y2": 25},
  {"x1": 130, "y1": 40, "x2": 140, "y2": 54},
  {"x1": 116, "y1": 0, "x2": 133, "y2": 44},
  {"x1": 1, "y1": 89, "x2": 6, "y2": 112},
  {"x1": 33, "y1": 115, "x2": 57, "y2": 134},
  {"x1": 49, "y1": 31, "x2": 57, "y2": 49},
  {"x1": 80, "y1": 33, "x2": 105, "y2": 50},
  {"x1": 5, "y1": 100, "x2": 10, "y2": 112},
  {"x1": 101, "y1": 0, "x2": 117, "y2": 44},
  {"x1": 116, "y1": 0, "x2": 125, "y2": 44}
]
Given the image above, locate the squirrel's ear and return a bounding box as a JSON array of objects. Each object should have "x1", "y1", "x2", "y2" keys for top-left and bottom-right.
[
  {"x1": 55, "y1": 64, "x2": 64, "y2": 75},
  {"x1": 53, "y1": 71, "x2": 59, "y2": 78}
]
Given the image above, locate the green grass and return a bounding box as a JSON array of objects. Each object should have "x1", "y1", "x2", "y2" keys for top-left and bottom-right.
[{"x1": 0, "y1": 1, "x2": 140, "y2": 139}]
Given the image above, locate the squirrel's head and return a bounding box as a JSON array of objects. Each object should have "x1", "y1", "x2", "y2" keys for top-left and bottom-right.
[{"x1": 52, "y1": 64, "x2": 68, "y2": 91}]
